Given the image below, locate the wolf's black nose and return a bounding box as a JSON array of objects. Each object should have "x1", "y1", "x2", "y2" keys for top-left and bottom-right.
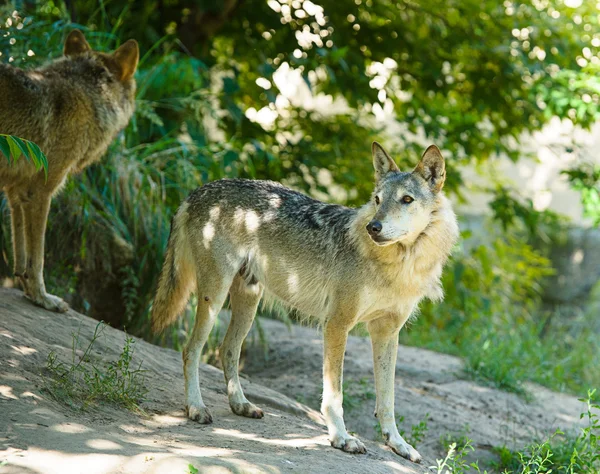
[{"x1": 366, "y1": 220, "x2": 382, "y2": 235}]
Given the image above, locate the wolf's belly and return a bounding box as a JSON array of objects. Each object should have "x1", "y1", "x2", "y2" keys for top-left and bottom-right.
[{"x1": 251, "y1": 256, "x2": 335, "y2": 321}]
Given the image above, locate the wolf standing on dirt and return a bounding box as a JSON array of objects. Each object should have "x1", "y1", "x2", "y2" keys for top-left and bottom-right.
[
  {"x1": 152, "y1": 143, "x2": 459, "y2": 462},
  {"x1": 0, "y1": 30, "x2": 138, "y2": 312}
]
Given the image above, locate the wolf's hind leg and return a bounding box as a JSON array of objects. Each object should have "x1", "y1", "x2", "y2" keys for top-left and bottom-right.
[
  {"x1": 221, "y1": 274, "x2": 264, "y2": 419},
  {"x1": 183, "y1": 266, "x2": 233, "y2": 424},
  {"x1": 6, "y1": 191, "x2": 27, "y2": 280}
]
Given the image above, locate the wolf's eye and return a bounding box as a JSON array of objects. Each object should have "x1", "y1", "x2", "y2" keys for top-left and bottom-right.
[
  {"x1": 402, "y1": 195, "x2": 414, "y2": 204},
  {"x1": 375, "y1": 195, "x2": 380, "y2": 205}
]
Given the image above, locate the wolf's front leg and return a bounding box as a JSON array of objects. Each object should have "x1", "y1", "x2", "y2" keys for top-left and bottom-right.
[
  {"x1": 322, "y1": 319, "x2": 366, "y2": 454},
  {"x1": 22, "y1": 192, "x2": 68, "y2": 312},
  {"x1": 368, "y1": 316, "x2": 421, "y2": 463}
]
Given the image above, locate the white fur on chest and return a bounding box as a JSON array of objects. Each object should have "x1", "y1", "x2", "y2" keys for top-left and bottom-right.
[{"x1": 356, "y1": 259, "x2": 442, "y2": 322}]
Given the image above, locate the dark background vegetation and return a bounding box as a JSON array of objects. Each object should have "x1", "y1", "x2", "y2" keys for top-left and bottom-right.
[{"x1": 1, "y1": 0, "x2": 599, "y2": 401}]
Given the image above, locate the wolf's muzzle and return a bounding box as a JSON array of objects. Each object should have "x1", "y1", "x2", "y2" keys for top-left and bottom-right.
[{"x1": 366, "y1": 220, "x2": 382, "y2": 236}]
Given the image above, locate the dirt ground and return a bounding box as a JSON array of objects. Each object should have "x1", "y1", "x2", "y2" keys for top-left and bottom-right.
[{"x1": 0, "y1": 287, "x2": 587, "y2": 473}]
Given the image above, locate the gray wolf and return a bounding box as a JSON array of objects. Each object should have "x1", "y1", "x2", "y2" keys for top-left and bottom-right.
[
  {"x1": 0, "y1": 30, "x2": 138, "y2": 312},
  {"x1": 151, "y1": 142, "x2": 458, "y2": 462}
]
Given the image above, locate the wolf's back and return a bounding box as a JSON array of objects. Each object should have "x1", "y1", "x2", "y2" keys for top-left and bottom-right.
[{"x1": 151, "y1": 202, "x2": 196, "y2": 333}]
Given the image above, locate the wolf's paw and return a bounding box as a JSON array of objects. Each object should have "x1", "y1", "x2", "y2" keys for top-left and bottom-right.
[
  {"x1": 26, "y1": 292, "x2": 69, "y2": 313},
  {"x1": 186, "y1": 404, "x2": 213, "y2": 424},
  {"x1": 230, "y1": 401, "x2": 264, "y2": 419},
  {"x1": 330, "y1": 435, "x2": 367, "y2": 454},
  {"x1": 387, "y1": 437, "x2": 421, "y2": 463}
]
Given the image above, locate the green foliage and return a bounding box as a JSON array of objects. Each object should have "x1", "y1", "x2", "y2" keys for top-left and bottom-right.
[
  {"x1": 402, "y1": 228, "x2": 600, "y2": 396},
  {"x1": 342, "y1": 377, "x2": 375, "y2": 412},
  {"x1": 400, "y1": 413, "x2": 429, "y2": 448},
  {"x1": 433, "y1": 390, "x2": 600, "y2": 473},
  {"x1": 66, "y1": 0, "x2": 600, "y2": 173},
  {"x1": 440, "y1": 426, "x2": 474, "y2": 455},
  {"x1": 493, "y1": 390, "x2": 600, "y2": 473},
  {"x1": 435, "y1": 391, "x2": 600, "y2": 472},
  {"x1": 488, "y1": 186, "x2": 565, "y2": 243},
  {"x1": 187, "y1": 464, "x2": 199, "y2": 474},
  {"x1": 373, "y1": 413, "x2": 430, "y2": 448},
  {"x1": 5, "y1": 0, "x2": 599, "y2": 206},
  {"x1": 562, "y1": 163, "x2": 600, "y2": 226},
  {"x1": 44, "y1": 321, "x2": 148, "y2": 411},
  {"x1": 0, "y1": 134, "x2": 48, "y2": 177},
  {"x1": 434, "y1": 438, "x2": 484, "y2": 474}
]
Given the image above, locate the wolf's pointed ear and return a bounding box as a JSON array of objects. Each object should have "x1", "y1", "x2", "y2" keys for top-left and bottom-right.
[
  {"x1": 413, "y1": 145, "x2": 446, "y2": 193},
  {"x1": 112, "y1": 40, "x2": 139, "y2": 81},
  {"x1": 372, "y1": 142, "x2": 399, "y2": 181},
  {"x1": 64, "y1": 30, "x2": 91, "y2": 57}
]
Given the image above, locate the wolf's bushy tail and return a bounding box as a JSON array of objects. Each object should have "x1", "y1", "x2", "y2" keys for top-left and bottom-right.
[{"x1": 151, "y1": 204, "x2": 195, "y2": 333}]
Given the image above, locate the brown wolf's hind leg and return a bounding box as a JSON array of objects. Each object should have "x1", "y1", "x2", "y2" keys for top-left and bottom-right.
[
  {"x1": 6, "y1": 191, "x2": 27, "y2": 282},
  {"x1": 22, "y1": 192, "x2": 68, "y2": 312},
  {"x1": 221, "y1": 274, "x2": 264, "y2": 419}
]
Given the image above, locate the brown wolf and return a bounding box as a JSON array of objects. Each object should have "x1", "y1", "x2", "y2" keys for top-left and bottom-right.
[
  {"x1": 0, "y1": 30, "x2": 138, "y2": 312},
  {"x1": 151, "y1": 143, "x2": 459, "y2": 463}
]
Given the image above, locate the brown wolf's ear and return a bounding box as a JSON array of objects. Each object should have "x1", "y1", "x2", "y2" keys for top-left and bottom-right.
[
  {"x1": 372, "y1": 142, "x2": 399, "y2": 181},
  {"x1": 112, "y1": 40, "x2": 139, "y2": 81},
  {"x1": 64, "y1": 29, "x2": 91, "y2": 56},
  {"x1": 413, "y1": 145, "x2": 446, "y2": 192}
]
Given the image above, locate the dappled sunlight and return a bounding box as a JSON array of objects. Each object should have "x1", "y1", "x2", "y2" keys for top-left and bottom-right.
[
  {"x1": 86, "y1": 439, "x2": 123, "y2": 451},
  {"x1": 30, "y1": 407, "x2": 62, "y2": 421},
  {"x1": 383, "y1": 460, "x2": 419, "y2": 473},
  {"x1": 202, "y1": 221, "x2": 215, "y2": 248},
  {"x1": 20, "y1": 391, "x2": 41, "y2": 400},
  {"x1": 169, "y1": 445, "x2": 238, "y2": 458},
  {"x1": 0, "y1": 385, "x2": 18, "y2": 400},
  {"x1": 209, "y1": 206, "x2": 221, "y2": 220},
  {"x1": 244, "y1": 210, "x2": 260, "y2": 233},
  {"x1": 6, "y1": 358, "x2": 20, "y2": 368},
  {"x1": 10, "y1": 345, "x2": 37, "y2": 356},
  {"x1": 572, "y1": 249, "x2": 584, "y2": 264},
  {"x1": 212, "y1": 427, "x2": 328, "y2": 449},
  {"x1": 5, "y1": 448, "x2": 124, "y2": 474},
  {"x1": 52, "y1": 423, "x2": 92, "y2": 434},
  {"x1": 267, "y1": 193, "x2": 282, "y2": 208},
  {"x1": 147, "y1": 413, "x2": 188, "y2": 427},
  {"x1": 287, "y1": 273, "x2": 299, "y2": 294}
]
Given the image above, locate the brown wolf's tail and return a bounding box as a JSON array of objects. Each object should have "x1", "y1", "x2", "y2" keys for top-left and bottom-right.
[{"x1": 151, "y1": 204, "x2": 195, "y2": 333}]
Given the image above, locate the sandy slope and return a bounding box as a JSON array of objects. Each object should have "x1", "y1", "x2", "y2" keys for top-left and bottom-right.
[
  {"x1": 0, "y1": 287, "x2": 586, "y2": 473},
  {"x1": 0, "y1": 288, "x2": 430, "y2": 474}
]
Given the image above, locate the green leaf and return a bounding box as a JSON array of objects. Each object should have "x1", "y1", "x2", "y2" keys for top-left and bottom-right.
[
  {"x1": 26, "y1": 140, "x2": 49, "y2": 179},
  {"x1": 0, "y1": 135, "x2": 10, "y2": 163},
  {"x1": 0, "y1": 134, "x2": 49, "y2": 177},
  {"x1": 6, "y1": 135, "x2": 22, "y2": 161},
  {"x1": 11, "y1": 136, "x2": 32, "y2": 161}
]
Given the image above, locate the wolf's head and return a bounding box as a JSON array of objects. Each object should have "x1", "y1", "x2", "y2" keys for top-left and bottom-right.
[
  {"x1": 366, "y1": 142, "x2": 446, "y2": 246},
  {"x1": 60, "y1": 30, "x2": 139, "y2": 129}
]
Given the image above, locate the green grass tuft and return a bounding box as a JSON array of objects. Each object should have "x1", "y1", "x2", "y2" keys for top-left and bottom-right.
[{"x1": 44, "y1": 321, "x2": 148, "y2": 411}]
